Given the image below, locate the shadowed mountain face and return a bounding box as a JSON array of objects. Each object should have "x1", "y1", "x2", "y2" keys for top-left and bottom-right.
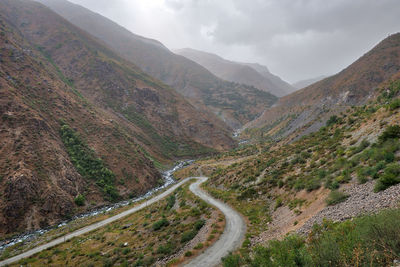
[
  {"x1": 292, "y1": 75, "x2": 327, "y2": 90},
  {"x1": 0, "y1": 0, "x2": 236, "y2": 235},
  {"x1": 175, "y1": 48, "x2": 295, "y2": 97},
  {"x1": 247, "y1": 33, "x2": 400, "y2": 139},
  {"x1": 36, "y1": 0, "x2": 277, "y2": 129}
]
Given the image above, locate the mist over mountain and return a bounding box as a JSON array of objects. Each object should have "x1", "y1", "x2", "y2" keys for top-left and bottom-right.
[
  {"x1": 175, "y1": 48, "x2": 295, "y2": 97},
  {"x1": 37, "y1": 0, "x2": 277, "y2": 129},
  {"x1": 0, "y1": 1, "x2": 400, "y2": 265},
  {"x1": 292, "y1": 75, "x2": 328, "y2": 90}
]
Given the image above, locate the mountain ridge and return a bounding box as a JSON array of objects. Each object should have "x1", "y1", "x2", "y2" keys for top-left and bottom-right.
[
  {"x1": 246, "y1": 32, "x2": 400, "y2": 140},
  {"x1": 175, "y1": 47, "x2": 295, "y2": 97},
  {"x1": 0, "y1": 0, "x2": 236, "y2": 235},
  {"x1": 36, "y1": 0, "x2": 277, "y2": 129}
]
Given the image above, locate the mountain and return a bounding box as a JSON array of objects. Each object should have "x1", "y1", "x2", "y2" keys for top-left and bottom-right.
[
  {"x1": 0, "y1": 0, "x2": 235, "y2": 235},
  {"x1": 187, "y1": 76, "x2": 400, "y2": 266},
  {"x1": 292, "y1": 75, "x2": 327, "y2": 89},
  {"x1": 36, "y1": 0, "x2": 277, "y2": 129},
  {"x1": 175, "y1": 48, "x2": 295, "y2": 97},
  {"x1": 246, "y1": 33, "x2": 400, "y2": 140}
]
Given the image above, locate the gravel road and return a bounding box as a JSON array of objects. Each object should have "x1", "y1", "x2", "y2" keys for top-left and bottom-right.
[
  {"x1": 0, "y1": 177, "x2": 246, "y2": 267},
  {"x1": 185, "y1": 177, "x2": 246, "y2": 267}
]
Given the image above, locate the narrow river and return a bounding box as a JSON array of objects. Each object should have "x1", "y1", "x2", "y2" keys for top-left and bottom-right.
[{"x1": 0, "y1": 160, "x2": 192, "y2": 252}]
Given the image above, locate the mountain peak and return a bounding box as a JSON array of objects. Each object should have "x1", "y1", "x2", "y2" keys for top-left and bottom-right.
[{"x1": 175, "y1": 47, "x2": 295, "y2": 97}]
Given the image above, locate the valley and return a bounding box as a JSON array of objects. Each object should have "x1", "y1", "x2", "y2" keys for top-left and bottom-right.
[{"x1": 0, "y1": 0, "x2": 399, "y2": 266}]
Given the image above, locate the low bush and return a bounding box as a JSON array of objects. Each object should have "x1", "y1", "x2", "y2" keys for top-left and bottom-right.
[
  {"x1": 388, "y1": 98, "x2": 400, "y2": 110},
  {"x1": 181, "y1": 230, "x2": 197, "y2": 243},
  {"x1": 378, "y1": 125, "x2": 400, "y2": 142},
  {"x1": 325, "y1": 190, "x2": 349, "y2": 206},
  {"x1": 74, "y1": 194, "x2": 85, "y2": 206},
  {"x1": 152, "y1": 218, "x2": 169, "y2": 231},
  {"x1": 156, "y1": 242, "x2": 175, "y2": 255},
  {"x1": 184, "y1": 251, "x2": 193, "y2": 257},
  {"x1": 374, "y1": 163, "x2": 400, "y2": 192},
  {"x1": 194, "y1": 219, "x2": 205, "y2": 231},
  {"x1": 223, "y1": 209, "x2": 400, "y2": 267},
  {"x1": 165, "y1": 194, "x2": 176, "y2": 210}
]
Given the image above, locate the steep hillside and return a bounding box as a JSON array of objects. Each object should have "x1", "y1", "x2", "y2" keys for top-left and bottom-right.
[
  {"x1": 1, "y1": 0, "x2": 235, "y2": 159},
  {"x1": 0, "y1": 0, "x2": 236, "y2": 236},
  {"x1": 292, "y1": 75, "x2": 327, "y2": 89},
  {"x1": 36, "y1": 0, "x2": 277, "y2": 129},
  {"x1": 175, "y1": 48, "x2": 294, "y2": 97},
  {"x1": 246, "y1": 33, "x2": 400, "y2": 140},
  {"x1": 0, "y1": 11, "x2": 162, "y2": 235},
  {"x1": 176, "y1": 77, "x2": 400, "y2": 265}
]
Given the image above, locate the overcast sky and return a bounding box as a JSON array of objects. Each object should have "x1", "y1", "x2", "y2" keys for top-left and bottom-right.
[{"x1": 68, "y1": 0, "x2": 400, "y2": 83}]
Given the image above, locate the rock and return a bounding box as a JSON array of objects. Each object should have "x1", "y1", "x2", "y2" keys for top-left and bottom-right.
[{"x1": 122, "y1": 223, "x2": 133, "y2": 229}]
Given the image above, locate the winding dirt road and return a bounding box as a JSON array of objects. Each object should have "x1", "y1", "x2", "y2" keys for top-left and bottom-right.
[
  {"x1": 0, "y1": 177, "x2": 245, "y2": 267},
  {"x1": 185, "y1": 177, "x2": 246, "y2": 266}
]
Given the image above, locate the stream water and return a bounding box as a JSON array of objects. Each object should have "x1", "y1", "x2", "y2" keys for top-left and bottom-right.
[{"x1": 0, "y1": 160, "x2": 193, "y2": 251}]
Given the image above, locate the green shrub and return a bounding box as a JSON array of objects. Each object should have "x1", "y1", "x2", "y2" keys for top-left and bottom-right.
[
  {"x1": 378, "y1": 125, "x2": 400, "y2": 142},
  {"x1": 152, "y1": 218, "x2": 169, "y2": 231},
  {"x1": 274, "y1": 197, "x2": 283, "y2": 210},
  {"x1": 184, "y1": 251, "x2": 193, "y2": 257},
  {"x1": 194, "y1": 243, "x2": 203, "y2": 250},
  {"x1": 325, "y1": 190, "x2": 349, "y2": 206},
  {"x1": 326, "y1": 115, "x2": 339, "y2": 126},
  {"x1": 156, "y1": 242, "x2": 175, "y2": 255},
  {"x1": 181, "y1": 230, "x2": 197, "y2": 243},
  {"x1": 305, "y1": 177, "x2": 321, "y2": 192},
  {"x1": 222, "y1": 252, "x2": 243, "y2": 267},
  {"x1": 251, "y1": 235, "x2": 311, "y2": 267},
  {"x1": 231, "y1": 209, "x2": 400, "y2": 266},
  {"x1": 374, "y1": 163, "x2": 400, "y2": 192},
  {"x1": 74, "y1": 194, "x2": 85, "y2": 206},
  {"x1": 388, "y1": 98, "x2": 400, "y2": 110},
  {"x1": 165, "y1": 194, "x2": 176, "y2": 210},
  {"x1": 237, "y1": 187, "x2": 257, "y2": 200},
  {"x1": 194, "y1": 219, "x2": 206, "y2": 231}
]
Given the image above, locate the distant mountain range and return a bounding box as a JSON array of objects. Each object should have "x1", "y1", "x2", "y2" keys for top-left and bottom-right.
[
  {"x1": 292, "y1": 75, "x2": 328, "y2": 89},
  {"x1": 247, "y1": 32, "x2": 400, "y2": 139},
  {"x1": 175, "y1": 48, "x2": 295, "y2": 97},
  {"x1": 37, "y1": 0, "x2": 277, "y2": 129}
]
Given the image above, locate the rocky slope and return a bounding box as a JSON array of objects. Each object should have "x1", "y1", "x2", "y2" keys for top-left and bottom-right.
[
  {"x1": 175, "y1": 48, "x2": 294, "y2": 97},
  {"x1": 0, "y1": 0, "x2": 234, "y2": 236},
  {"x1": 246, "y1": 33, "x2": 400, "y2": 140},
  {"x1": 181, "y1": 76, "x2": 400, "y2": 264},
  {"x1": 0, "y1": 12, "x2": 160, "y2": 235},
  {"x1": 36, "y1": 0, "x2": 277, "y2": 129},
  {"x1": 1, "y1": 0, "x2": 235, "y2": 159}
]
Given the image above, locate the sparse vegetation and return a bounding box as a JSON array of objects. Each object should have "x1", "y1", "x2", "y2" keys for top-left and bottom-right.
[{"x1": 14, "y1": 184, "x2": 222, "y2": 266}]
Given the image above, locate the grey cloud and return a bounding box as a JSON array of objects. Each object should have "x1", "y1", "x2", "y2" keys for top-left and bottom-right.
[{"x1": 68, "y1": 0, "x2": 400, "y2": 82}]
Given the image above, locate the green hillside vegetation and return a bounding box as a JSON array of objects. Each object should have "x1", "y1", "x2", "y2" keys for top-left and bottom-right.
[
  {"x1": 60, "y1": 123, "x2": 119, "y2": 201},
  {"x1": 208, "y1": 80, "x2": 400, "y2": 198},
  {"x1": 189, "y1": 78, "x2": 400, "y2": 265},
  {"x1": 223, "y1": 208, "x2": 400, "y2": 267}
]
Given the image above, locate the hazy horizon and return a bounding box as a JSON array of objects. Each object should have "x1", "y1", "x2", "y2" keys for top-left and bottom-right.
[{"x1": 63, "y1": 0, "x2": 399, "y2": 83}]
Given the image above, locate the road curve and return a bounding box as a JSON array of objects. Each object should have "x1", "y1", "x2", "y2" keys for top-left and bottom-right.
[
  {"x1": 185, "y1": 177, "x2": 246, "y2": 267},
  {"x1": 0, "y1": 177, "x2": 245, "y2": 266}
]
